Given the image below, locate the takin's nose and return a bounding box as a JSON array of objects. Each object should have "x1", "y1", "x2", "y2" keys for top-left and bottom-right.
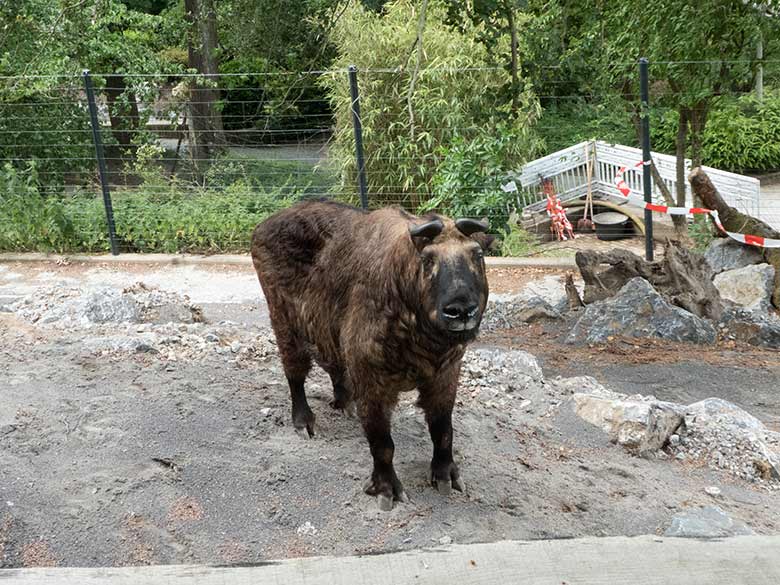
[{"x1": 442, "y1": 301, "x2": 479, "y2": 323}]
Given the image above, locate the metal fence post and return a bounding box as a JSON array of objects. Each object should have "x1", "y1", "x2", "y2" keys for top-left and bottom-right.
[
  {"x1": 639, "y1": 58, "x2": 654, "y2": 262},
  {"x1": 348, "y1": 65, "x2": 369, "y2": 210},
  {"x1": 83, "y1": 70, "x2": 120, "y2": 255}
]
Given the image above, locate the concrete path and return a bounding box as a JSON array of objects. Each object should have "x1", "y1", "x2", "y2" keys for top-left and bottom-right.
[{"x1": 2, "y1": 535, "x2": 779, "y2": 585}]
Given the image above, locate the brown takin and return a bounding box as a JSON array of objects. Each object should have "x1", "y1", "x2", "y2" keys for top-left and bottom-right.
[{"x1": 251, "y1": 200, "x2": 491, "y2": 511}]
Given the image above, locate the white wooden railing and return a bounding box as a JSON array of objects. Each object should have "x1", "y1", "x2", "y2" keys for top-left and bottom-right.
[{"x1": 507, "y1": 140, "x2": 762, "y2": 219}]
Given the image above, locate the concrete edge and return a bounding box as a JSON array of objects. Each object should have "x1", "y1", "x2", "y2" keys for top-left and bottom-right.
[
  {"x1": 0, "y1": 253, "x2": 577, "y2": 270},
  {"x1": 1, "y1": 535, "x2": 778, "y2": 585}
]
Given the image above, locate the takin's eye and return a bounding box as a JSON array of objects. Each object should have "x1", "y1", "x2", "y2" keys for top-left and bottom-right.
[{"x1": 420, "y1": 252, "x2": 436, "y2": 274}]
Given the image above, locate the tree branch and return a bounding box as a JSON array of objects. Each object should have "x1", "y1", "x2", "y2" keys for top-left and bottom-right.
[{"x1": 407, "y1": 0, "x2": 429, "y2": 142}]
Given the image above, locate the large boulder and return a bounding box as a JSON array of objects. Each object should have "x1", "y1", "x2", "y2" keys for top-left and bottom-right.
[
  {"x1": 720, "y1": 307, "x2": 780, "y2": 349},
  {"x1": 566, "y1": 278, "x2": 717, "y2": 345},
  {"x1": 704, "y1": 238, "x2": 763, "y2": 274},
  {"x1": 572, "y1": 382, "x2": 684, "y2": 455},
  {"x1": 713, "y1": 263, "x2": 776, "y2": 312}
]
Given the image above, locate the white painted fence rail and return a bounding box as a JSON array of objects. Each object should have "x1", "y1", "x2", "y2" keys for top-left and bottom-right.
[{"x1": 511, "y1": 140, "x2": 762, "y2": 220}]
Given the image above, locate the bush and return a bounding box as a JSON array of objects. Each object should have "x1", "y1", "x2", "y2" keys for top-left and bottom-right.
[
  {"x1": 422, "y1": 122, "x2": 541, "y2": 231},
  {"x1": 499, "y1": 213, "x2": 538, "y2": 257},
  {"x1": 0, "y1": 162, "x2": 296, "y2": 253}
]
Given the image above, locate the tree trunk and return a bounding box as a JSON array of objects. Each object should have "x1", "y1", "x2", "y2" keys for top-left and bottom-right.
[
  {"x1": 184, "y1": 0, "x2": 225, "y2": 175},
  {"x1": 689, "y1": 167, "x2": 780, "y2": 309},
  {"x1": 506, "y1": 2, "x2": 519, "y2": 115},
  {"x1": 105, "y1": 75, "x2": 140, "y2": 150}
]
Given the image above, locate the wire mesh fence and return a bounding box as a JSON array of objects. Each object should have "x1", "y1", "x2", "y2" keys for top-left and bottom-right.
[{"x1": 1, "y1": 63, "x2": 777, "y2": 255}]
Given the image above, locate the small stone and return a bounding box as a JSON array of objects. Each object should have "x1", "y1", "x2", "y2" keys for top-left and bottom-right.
[
  {"x1": 675, "y1": 452, "x2": 686, "y2": 461},
  {"x1": 205, "y1": 333, "x2": 220, "y2": 343},
  {"x1": 704, "y1": 486, "x2": 722, "y2": 497},
  {"x1": 669, "y1": 434, "x2": 680, "y2": 447},
  {"x1": 230, "y1": 341, "x2": 241, "y2": 353},
  {"x1": 296, "y1": 521, "x2": 318, "y2": 537},
  {"x1": 438, "y1": 536, "x2": 452, "y2": 545}
]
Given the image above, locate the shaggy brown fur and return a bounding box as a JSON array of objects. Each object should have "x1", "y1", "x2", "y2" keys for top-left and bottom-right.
[{"x1": 251, "y1": 200, "x2": 491, "y2": 510}]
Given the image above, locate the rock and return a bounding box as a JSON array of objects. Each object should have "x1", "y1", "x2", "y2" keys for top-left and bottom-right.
[
  {"x1": 573, "y1": 385, "x2": 684, "y2": 455},
  {"x1": 482, "y1": 294, "x2": 561, "y2": 330},
  {"x1": 462, "y1": 348, "x2": 544, "y2": 392},
  {"x1": 205, "y1": 333, "x2": 220, "y2": 343},
  {"x1": 713, "y1": 264, "x2": 776, "y2": 312},
  {"x1": 438, "y1": 536, "x2": 452, "y2": 545},
  {"x1": 230, "y1": 341, "x2": 241, "y2": 353},
  {"x1": 669, "y1": 398, "x2": 780, "y2": 482},
  {"x1": 519, "y1": 275, "x2": 582, "y2": 312},
  {"x1": 704, "y1": 486, "x2": 722, "y2": 497},
  {"x1": 704, "y1": 238, "x2": 763, "y2": 274},
  {"x1": 719, "y1": 307, "x2": 780, "y2": 349},
  {"x1": 664, "y1": 506, "x2": 754, "y2": 538},
  {"x1": 79, "y1": 290, "x2": 140, "y2": 324},
  {"x1": 296, "y1": 521, "x2": 318, "y2": 537},
  {"x1": 567, "y1": 278, "x2": 716, "y2": 345}
]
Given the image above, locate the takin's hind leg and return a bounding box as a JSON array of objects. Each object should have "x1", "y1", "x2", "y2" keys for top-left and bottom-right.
[
  {"x1": 324, "y1": 365, "x2": 353, "y2": 414},
  {"x1": 277, "y1": 334, "x2": 315, "y2": 437}
]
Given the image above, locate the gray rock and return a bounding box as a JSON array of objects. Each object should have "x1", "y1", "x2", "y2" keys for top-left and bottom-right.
[
  {"x1": 80, "y1": 290, "x2": 140, "y2": 324},
  {"x1": 482, "y1": 294, "x2": 561, "y2": 330},
  {"x1": 713, "y1": 264, "x2": 776, "y2": 312},
  {"x1": 720, "y1": 308, "x2": 780, "y2": 348},
  {"x1": 573, "y1": 387, "x2": 684, "y2": 455},
  {"x1": 664, "y1": 506, "x2": 754, "y2": 538},
  {"x1": 704, "y1": 238, "x2": 763, "y2": 274},
  {"x1": 519, "y1": 275, "x2": 582, "y2": 312},
  {"x1": 567, "y1": 278, "x2": 716, "y2": 345}
]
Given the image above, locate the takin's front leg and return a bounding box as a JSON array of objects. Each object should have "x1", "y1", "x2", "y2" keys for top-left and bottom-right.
[
  {"x1": 419, "y1": 372, "x2": 464, "y2": 496},
  {"x1": 358, "y1": 398, "x2": 409, "y2": 511}
]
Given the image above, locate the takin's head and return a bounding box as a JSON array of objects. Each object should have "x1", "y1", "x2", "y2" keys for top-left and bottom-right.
[{"x1": 409, "y1": 215, "x2": 492, "y2": 341}]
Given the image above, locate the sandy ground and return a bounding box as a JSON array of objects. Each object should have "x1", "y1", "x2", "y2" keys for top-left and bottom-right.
[{"x1": 1, "y1": 261, "x2": 779, "y2": 568}]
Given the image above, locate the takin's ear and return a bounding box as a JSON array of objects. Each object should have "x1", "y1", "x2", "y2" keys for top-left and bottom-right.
[
  {"x1": 408, "y1": 219, "x2": 443, "y2": 251},
  {"x1": 471, "y1": 232, "x2": 496, "y2": 251}
]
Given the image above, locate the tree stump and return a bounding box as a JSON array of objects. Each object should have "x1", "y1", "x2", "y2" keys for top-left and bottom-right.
[
  {"x1": 575, "y1": 240, "x2": 723, "y2": 320},
  {"x1": 688, "y1": 167, "x2": 780, "y2": 309}
]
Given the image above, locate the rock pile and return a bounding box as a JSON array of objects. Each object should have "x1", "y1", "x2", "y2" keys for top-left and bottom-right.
[
  {"x1": 668, "y1": 398, "x2": 780, "y2": 483},
  {"x1": 9, "y1": 283, "x2": 202, "y2": 328},
  {"x1": 572, "y1": 383, "x2": 780, "y2": 485}
]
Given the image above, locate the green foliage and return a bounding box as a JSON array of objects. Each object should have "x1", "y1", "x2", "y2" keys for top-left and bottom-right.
[
  {"x1": 322, "y1": 0, "x2": 541, "y2": 209},
  {"x1": 655, "y1": 91, "x2": 780, "y2": 172},
  {"x1": 422, "y1": 122, "x2": 541, "y2": 229},
  {"x1": 687, "y1": 216, "x2": 715, "y2": 252},
  {"x1": 499, "y1": 213, "x2": 538, "y2": 257},
  {"x1": 0, "y1": 161, "x2": 296, "y2": 253},
  {"x1": 538, "y1": 99, "x2": 637, "y2": 153}
]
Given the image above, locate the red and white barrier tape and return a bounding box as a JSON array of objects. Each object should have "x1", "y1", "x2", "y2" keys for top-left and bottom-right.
[{"x1": 613, "y1": 162, "x2": 780, "y2": 249}]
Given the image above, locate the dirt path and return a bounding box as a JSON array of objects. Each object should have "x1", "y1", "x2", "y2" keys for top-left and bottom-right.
[{"x1": 1, "y1": 262, "x2": 778, "y2": 568}]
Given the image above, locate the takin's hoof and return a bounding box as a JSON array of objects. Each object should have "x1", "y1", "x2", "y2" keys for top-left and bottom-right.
[
  {"x1": 292, "y1": 407, "x2": 316, "y2": 438},
  {"x1": 431, "y1": 462, "x2": 464, "y2": 496},
  {"x1": 363, "y1": 475, "x2": 409, "y2": 511},
  {"x1": 329, "y1": 398, "x2": 357, "y2": 418}
]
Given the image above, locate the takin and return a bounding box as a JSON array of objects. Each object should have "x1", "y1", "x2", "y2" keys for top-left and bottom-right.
[{"x1": 251, "y1": 200, "x2": 492, "y2": 510}]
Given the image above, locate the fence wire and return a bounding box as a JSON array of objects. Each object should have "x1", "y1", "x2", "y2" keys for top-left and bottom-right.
[{"x1": 1, "y1": 66, "x2": 777, "y2": 254}]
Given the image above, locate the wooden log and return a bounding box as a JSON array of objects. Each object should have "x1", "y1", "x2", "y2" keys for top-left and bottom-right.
[
  {"x1": 689, "y1": 167, "x2": 780, "y2": 309},
  {"x1": 575, "y1": 240, "x2": 723, "y2": 320}
]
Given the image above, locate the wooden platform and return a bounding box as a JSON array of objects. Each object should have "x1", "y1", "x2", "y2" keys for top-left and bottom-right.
[{"x1": 3, "y1": 535, "x2": 779, "y2": 585}]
